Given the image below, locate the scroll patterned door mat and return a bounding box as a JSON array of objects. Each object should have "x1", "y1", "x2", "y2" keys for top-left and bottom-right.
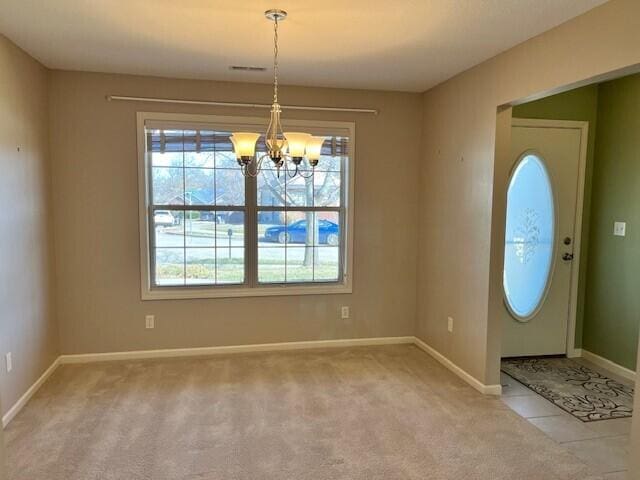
[{"x1": 501, "y1": 357, "x2": 634, "y2": 422}]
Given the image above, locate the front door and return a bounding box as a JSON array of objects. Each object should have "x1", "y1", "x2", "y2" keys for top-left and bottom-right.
[{"x1": 502, "y1": 118, "x2": 586, "y2": 357}]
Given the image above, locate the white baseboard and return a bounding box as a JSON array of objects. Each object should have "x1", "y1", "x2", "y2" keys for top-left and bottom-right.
[
  {"x1": 2, "y1": 357, "x2": 60, "y2": 428},
  {"x1": 567, "y1": 348, "x2": 582, "y2": 358},
  {"x1": 58, "y1": 336, "x2": 415, "y2": 364},
  {"x1": 413, "y1": 337, "x2": 502, "y2": 395},
  {"x1": 580, "y1": 349, "x2": 636, "y2": 382}
]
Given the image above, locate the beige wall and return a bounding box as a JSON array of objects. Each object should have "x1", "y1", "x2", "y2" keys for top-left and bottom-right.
[
  {"x1": 0, "y1": 36, "x2": 58, "y2": 417},
  {"x1": 49, "y1": 71, "x2": 422, "y2": 354},
  {"x1": 417, "y1": 0, "x2": 640, "y2": 386}
]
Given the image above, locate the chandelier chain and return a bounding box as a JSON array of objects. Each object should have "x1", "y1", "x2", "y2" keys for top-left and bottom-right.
[{"x1": 273, "y1": 18, "x2": 279, "y2": 104}]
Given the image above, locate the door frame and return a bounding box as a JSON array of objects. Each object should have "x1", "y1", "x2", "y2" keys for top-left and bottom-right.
[{"x1": 510, "y1": 118, "x2": 589, "y2": 357}]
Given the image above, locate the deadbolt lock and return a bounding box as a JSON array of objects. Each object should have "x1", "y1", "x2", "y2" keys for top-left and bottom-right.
[{"x1": 563, "y1": 237, "x2": 572, "y2": 245}]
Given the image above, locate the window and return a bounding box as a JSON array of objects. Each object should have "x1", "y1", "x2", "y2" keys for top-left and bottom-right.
[
  {"x1": 138, "y1": 113, "x2": 354, "y2": 299},
  {"x1": 503, "y1": 153, "x2": 555, "y2": 320}
]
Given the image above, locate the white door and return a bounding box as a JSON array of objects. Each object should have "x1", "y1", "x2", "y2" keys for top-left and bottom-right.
[{"x1": 502, "y1": 118, "x2": 586, "y2": 357}]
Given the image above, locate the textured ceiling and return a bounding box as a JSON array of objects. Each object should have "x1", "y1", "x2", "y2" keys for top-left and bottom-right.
[{"x1": 0, "y1": 0, "x2": 608, "y2": 92}]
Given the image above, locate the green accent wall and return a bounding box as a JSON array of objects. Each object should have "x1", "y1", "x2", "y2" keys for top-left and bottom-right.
[
  {"x1": 582, "y1": 74, "x2": 640, "y2": 370},
  {"x1": 513, "y1": 85, "x2": 599, "y2": 349}
]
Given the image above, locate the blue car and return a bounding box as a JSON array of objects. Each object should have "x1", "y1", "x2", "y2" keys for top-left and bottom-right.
[{"x1": 264, "y1": 220, "x2": 340, "y2": 245}]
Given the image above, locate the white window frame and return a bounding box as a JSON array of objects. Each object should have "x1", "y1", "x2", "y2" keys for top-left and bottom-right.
[{"x1": 137, "y1": 112, "x2": 355, "y2": 300}]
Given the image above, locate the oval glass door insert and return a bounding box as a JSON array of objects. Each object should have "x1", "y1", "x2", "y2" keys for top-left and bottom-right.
[{"x1": 503, "y1": 153, "x2": 555, "y2": 321}]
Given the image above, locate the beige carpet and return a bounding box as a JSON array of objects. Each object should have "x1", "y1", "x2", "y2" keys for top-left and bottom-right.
[{"x1": 4, "y1": 345, "x2": 602, "y2": 480}]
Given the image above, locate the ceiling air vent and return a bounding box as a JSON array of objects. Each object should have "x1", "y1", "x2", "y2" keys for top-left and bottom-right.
[{"x1": 229, "y1": 65, "x2": 267, "y2": 72}]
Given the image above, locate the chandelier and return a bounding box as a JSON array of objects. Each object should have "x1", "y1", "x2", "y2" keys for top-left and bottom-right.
[{"x1": 230, "y1": 9, "x2": 324, "y2": 179}]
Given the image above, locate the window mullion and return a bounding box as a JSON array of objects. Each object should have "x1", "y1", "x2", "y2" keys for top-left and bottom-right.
[
  {"x1": 146, "y1": 142, "x2": 158, "y2": 289},
  {"x1": 182, "y1": 131, "x2": 187, "y2": 286},
  {"x1": 246, "y1": 171, "x2": 257, "y2": 288}
]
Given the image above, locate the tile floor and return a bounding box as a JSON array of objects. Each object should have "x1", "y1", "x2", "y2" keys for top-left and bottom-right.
[{"x1": 500, "y1": 358, "x2": 633, "y2": 477}]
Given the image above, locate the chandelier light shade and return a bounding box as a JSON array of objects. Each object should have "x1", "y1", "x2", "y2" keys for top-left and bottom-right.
[
  {"x1": 305, "y1": 136, "x2": 325, "y2": 166},
  {"x1": 284, "y1": 132, "x2": 312, "y2": 161},
  {"x1": 231, "y1": 9, "x2": 322, "y2": 178},
  {"x1": 230, "y1": 132, "x2": 260, "y2": 164}
]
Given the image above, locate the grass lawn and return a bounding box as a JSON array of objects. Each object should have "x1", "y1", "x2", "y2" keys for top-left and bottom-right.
[
  {"x1": 156, "y1": 257, "x2": 339, "y2": 283},
  {"x1": 169, "y1": 222, "x2": 246, "y2": 237}
]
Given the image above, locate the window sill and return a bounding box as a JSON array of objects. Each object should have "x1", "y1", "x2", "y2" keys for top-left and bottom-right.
[{"x1": 141, "y1": 283, "x2": 352, "y2": 301}]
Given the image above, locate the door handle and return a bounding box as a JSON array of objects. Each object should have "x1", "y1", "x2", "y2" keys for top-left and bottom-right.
[{"x1": 562, "y1": 253, "x2": 574, "y2": 261}]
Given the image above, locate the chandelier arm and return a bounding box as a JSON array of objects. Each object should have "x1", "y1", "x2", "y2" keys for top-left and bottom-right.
[
  {"x1": 240, "y1": 157, "x2": 263, "y2": 178},
  {"x1": 241, "y1": 164, "x2": 256, "y2": 178},
  {"x1": 251, "y1": 155, "x2": 267, "y2": 177},
  {"x1": 297, "y1": 166, "x2": 315, "y2": 179},
  {"x1": 257, "y1": 154, "x2": 268, "y2": 173},
  {"x1": 284, "y1": 159, "x2": 298, "y2": 179},
  {"x1": 248, "y1": 164, "x2": 261, "y2": 178}
]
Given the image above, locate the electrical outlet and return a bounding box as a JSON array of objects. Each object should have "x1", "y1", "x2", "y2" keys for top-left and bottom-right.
[
  {"x1": 5, "y1": 352, "x2": 12, "y2": 372},
  {"x1": 145, "y1": 315, "x2": 155, "y2": 329},
  {"x1": 341, "y1": 306, "x2": 350, "y2": 319},
  {"x1": 447, "y1": 317, "x2": 454, "y2": 333}
]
